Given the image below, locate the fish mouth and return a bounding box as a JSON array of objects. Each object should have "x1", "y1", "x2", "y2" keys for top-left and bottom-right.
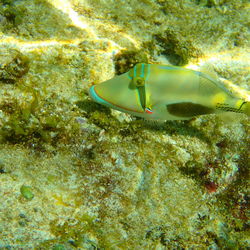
[
  {"x1": 89, "y1": 85, "x2": 111, "y2": 106},
  {"x1": 89, "y1": 85, "x2": 144, "y2": 114}
]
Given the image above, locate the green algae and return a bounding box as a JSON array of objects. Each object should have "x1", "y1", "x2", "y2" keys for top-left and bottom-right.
[
  {"x1": 52, "y1": 244, "x2": 66, "y2": 250},
  {"x1": 20, "y1": 185, "x2": 34, "y2": 201},
  {"x1": 114, "y1": 49, "x2": 149, "y2": 74},
  {"x1": 0, "y1": 47, "x2": 29, "y2": 84},
  {"x1": 154, "y1": 30, "x2": 203, "y2": 65}
]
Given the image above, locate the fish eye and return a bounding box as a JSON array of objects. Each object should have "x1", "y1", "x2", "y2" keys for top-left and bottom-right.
[{"x1": 135, "y1": 77, "x2": 145, "y2": 87}]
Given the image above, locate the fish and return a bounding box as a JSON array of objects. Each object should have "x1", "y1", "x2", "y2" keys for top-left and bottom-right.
[{"x1": 89, "y1": 63, "x2": 250, "y2": 120}]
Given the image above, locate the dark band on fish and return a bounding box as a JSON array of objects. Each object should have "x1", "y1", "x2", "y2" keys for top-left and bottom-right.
[{"x1": 166, "y1": 102, "x2": 215, "y2": 117}]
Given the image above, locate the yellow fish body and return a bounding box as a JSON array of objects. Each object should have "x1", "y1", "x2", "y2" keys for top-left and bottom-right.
[{"x1": 89, "y1": 63, "x2": 250, "y2": 120}]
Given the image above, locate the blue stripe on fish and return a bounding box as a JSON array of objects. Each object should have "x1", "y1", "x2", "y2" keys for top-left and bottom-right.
[
  {"x1": 134, "y1": 64, "x2": 137, "y2": 77},
  {"x1": 89, "y1": 86, "x2": 111, "y2": 106},
  {"x1": 140, "y1": 63, "x2": 145, "y2": 78},
  {"x1": 127, "y1": 72, "x2": 132, "y2": 80}
]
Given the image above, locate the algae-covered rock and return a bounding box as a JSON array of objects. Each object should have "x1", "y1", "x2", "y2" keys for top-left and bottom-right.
[
  {"x1": 0, "y1": 46, "x2": 29, "y2": 84},
  {"x1": 0, "y1": 0, "x2": 249, "y2": 248}
]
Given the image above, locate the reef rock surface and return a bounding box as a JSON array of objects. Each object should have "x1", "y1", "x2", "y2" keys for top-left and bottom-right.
[{"x1": 0, "y1": 0, "x2": 249, "y2": 248}]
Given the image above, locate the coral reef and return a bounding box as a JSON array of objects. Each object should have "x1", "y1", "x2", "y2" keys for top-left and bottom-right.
[{"x1": 0, "y1": 0, "x2": 249, "y2": 248}]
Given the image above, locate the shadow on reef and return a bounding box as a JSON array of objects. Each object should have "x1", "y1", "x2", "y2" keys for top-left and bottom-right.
[
  {"x1": 76, "y1": 99, "x2": 111, "y2": 116},
  {"x1": 77, "y1": 99, "x2": 211, "y2": 143},
  {"x1": 142, "y1": 119, "x2": 211, "y2": 142}
]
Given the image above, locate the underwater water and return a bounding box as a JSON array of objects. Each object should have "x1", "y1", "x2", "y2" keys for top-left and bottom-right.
[{"x1": 0, "y1": 0, "x2": 249, "y2": 249}]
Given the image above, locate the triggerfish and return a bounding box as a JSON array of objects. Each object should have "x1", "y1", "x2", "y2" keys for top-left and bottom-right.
[{"x1": 89, "y1": 63, "x2": 250, "y2": 120}]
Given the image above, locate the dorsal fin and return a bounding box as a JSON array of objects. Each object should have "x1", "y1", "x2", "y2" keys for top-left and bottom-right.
[{"x1": 199, "y1": 63, "x2": 218, "y2": 79}]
